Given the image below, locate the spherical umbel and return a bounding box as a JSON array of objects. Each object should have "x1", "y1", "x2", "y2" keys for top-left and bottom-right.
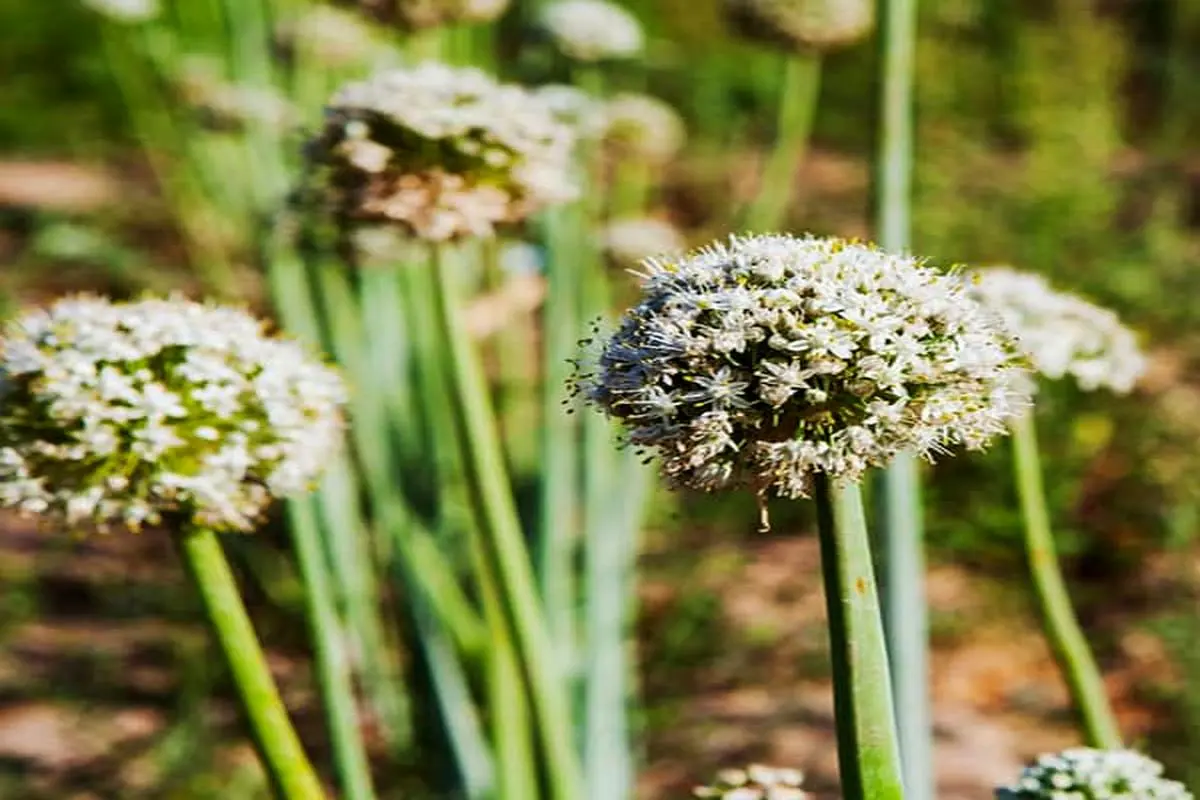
[
  {"x1": 995, "y1": 748, "x2": 1193, "y2": 799},
  {"x1": 966, "y1": 267, "x2": 1146, "y2": 394},
  {"x1": 307, "y1": 63, "x2": 578, "y2": 242},
  {"x1": 571, "y1": 234, "x2": 1029, "y2": 499},
  {"x1": 723, "y1": 0, "x2": 874, "y2": 52},
  {"x1": 539, "y1": 0, "x2": 644, "y2": 62},
  {"x1": 693, "y1": 764, "x2": 810, "y2": 799},
  {"x1": 0, "y1": 296, "x2": 347, "y2": 533},
  {"x1": 600, "y1": 93, "x2": 687, "y2": 164}
]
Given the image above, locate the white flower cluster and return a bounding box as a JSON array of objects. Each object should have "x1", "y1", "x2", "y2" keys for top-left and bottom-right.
[
  {"x1": 724, "y1": 0, "x2": 874, "y2": 51},
  {"x1": 533, "y1": 84, "x2": 604, "y2": 134},
  {"x1": 572, "y1": 234, "x2": 1029, "y2": 498},
  {"x1": 602, "y1": 217, "x2": 687, "y2": 268},
  {"x1": 601, "y1": 93, "x2": 687, "y2": 164},
  {"x1": 311, "y1": 63, "x2": 578, "y2": 241},
  {"x1": 285, "y1": 6, "x2": 389, "y2": 68},
  {"x1": 995, "y1": 748, "x2": 1193, "y2": 800},
  {"x1": 0, "y1": 296, "x2": 347, "y2": 533},
  {"x1": 966, "y1": 267, "x2": 1145, "y2": 394},
  {"x1": 177, "y1": 60, "x2": 298, "y2": 131},
  {"x1": 539, "y1": 0, "x2": 644, "y2": 62},
  {"x1": 693, "y1": 764, "x2": 810, "y2": 800},
  {"x1": 82, "y1": 0, "x2": 159, "y2": 23}
]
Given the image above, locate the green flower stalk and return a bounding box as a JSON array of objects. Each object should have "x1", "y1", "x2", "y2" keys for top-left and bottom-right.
[
  {"x1": 996, "y1": 748, "x2": 1193, "y2": 799},
  {"x1": 725, "y1": 0, "x2": 875, "y2": 231},
  {"x1": 0, "y1": 295, "x2": 348, "y2": 799},
  {"x1": 967, "y1": 267, "x2": 1147, "y2": 750},
  {"x1": 572, "y1": 234, "x2": 1030, "y2": 799}
]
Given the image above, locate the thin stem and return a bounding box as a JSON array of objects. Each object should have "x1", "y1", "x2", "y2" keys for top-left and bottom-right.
[
  {"x1": 177, "y1": 527, "x2": 325, "y2": 800},
  {"x1": 430, "y1": 244, "x2": 583, "y2": 800},
  {"x1": 874, "y1": 0, "x2": 932, "y2": 794},
  {"x1": 813, "y1": 477, "x2": 905, "y2": 800},
  {"x1": 288, "y1": 497, "x2": 378, "y2": 800},
  {"x1": 1012, "y1": 412, "x2": 1122, "y2": 749},
  {"x1": 743, "y1": 52, "x2": 822, "y2": 232}
]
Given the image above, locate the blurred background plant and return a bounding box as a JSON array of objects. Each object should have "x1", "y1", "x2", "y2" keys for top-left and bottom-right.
[{"x1": 1, "y1": 0, "x2": 1199, "y2": 797}]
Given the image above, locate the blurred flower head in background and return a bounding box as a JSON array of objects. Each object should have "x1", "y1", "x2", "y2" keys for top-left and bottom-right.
[
  {"x1": 533, "y1": 83, "x2": 605, "y2": 136},
  {"x1": 540, "y1": 0, "x2": 644, "y2": 62},
  {"x1": 0, "y1": 296, "x2": 346, "y2": 533},
  {"x1": 81, "y1": 0, "x2": 159, "y2": 23},
  {"x1": 966, "y1": 267, "x2": 1146, "y2": 394},
  {"x1": 351, "y1": 0, "x2": 510, "y2": 30},
  {"x1": 995, "y1": 748, "x2": 1193, "y2": 799},
  {"x1": 307, "y1": 63, "x2": 577, "y2": 241},
  {"x1": 602, "y1": 216, "x2": 687, "y2": 268},
  {"x1": 572, "y1": 234, "x2": 1029, "y2": 499},
  {"x1": 693, "y1": 763, "x2": 810, "y2": 799},
  {"x1": 282, "y1": 5, "x2": 391, "y2": 69},
  {"x1": 601, "y1": 92, "x2": 687, "y2": 164},
  {"x1": 176, "y1": 57, "x2": 299, "y2": 131},
  {"x1": 723, "y1": 0, "x2": 874, "y2": 52}
]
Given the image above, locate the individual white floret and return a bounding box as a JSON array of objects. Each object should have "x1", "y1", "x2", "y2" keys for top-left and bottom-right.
[
  {"x1": 602, "y1": 217, "x2": 687, "y2": 268},
  {"x1": 572, "y1": 234, "x2": 1029, "y2": 498},
  {"x1": 966, "y1": 267, "x2": 1146, "y2": 394},
  {"x1": 601, "y1": 92, "x2": 687, "y2": 163},
  {"x1": 995, "y1": 748, "x2": 1193, "y2": 799},
  {"x1": 0, "y1": 295, "x2": 347, "y2": 533},
  {"x1": 310, "y1": 63, "x2": 577, "y2": 241},
  {"x1": 693, "y1": 763, "x2": 811, "y2": 799},
  {"x1": 82, "y1": 0, "x2": 158, "y2": 23},
  {"x1": 539, "y1": 0, "x2": 644, "y2": 61}
]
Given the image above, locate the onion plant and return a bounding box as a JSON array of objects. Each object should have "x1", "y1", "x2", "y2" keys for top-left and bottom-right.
[
  {"x1": 0, "y1": 296, "x2": 348, "y2": 799},
  {"x1": 571, "y1": 233, "x2": 1030, "y2": 799},
  {"x1": 966, "y1": 266, "x2": 1147, "y2": 750}
]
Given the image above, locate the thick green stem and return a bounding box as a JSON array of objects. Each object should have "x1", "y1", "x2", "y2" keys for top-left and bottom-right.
[
  {"x1": 288, "y1": 497, "x2": 377, "y2": 800},
  {"x1": 177, "y1": 527, "x2": 325, "y2": 800},
  {"x1": 813, "y1": 478, "x2": 905, "y2": 800},
  {"x1": 1012, "y1": 412, "x2": 1122, "y2": 749},
  {"x1": 874, "y1": 0, "x2": 932, "y2": 794},
  {"x1": 744, "y1": 53, "x2": 822, "y2": 231},
  {"x1": 430, "y1": 246, "x2": 583, "y2": 800}
]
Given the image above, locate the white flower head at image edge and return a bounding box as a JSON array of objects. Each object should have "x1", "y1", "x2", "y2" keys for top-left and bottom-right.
[
  {"x1": 309, "y1": 63, "x2": 578, "y2": 242},
  {"x1": 0, "y1": 296, "x2": 347, "y2": 533},
  {"x1": 571, "y1": 234, "x2": 1030, "y2": 501},
  {"x1": 693, "y1": 764, "x2": 811, "y2": 799},
  {"x1": 539, "y1": 0, "x2": 644, "y2": 62},
  {"x1": 82, "y1": 0, "x2": 158, "y2": 23},
  {"x1": 966, "y1": 267, "x2": 1145, "y2": 394},
  {"x1": 995, "y1": 748, "x2": 1193, "y2": 800}
]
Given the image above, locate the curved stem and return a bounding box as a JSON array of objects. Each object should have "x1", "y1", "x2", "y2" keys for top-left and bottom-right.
[
  {"x1": 177, "y1": 527, "x2": 325, "y2": 799},
  {"x1": 288, "y1": 497, "x2": 377, "y2": 800},
  {"x1": 744, "y1": 52, "x2": 822, "y2": 232},
  {"x1": 430, "y1": 245, "x2": 583, "y2": 800},
  {"x1": 814, "y1": 477, "x2": 905, "y2": 800},
  {"x1": 1012, "y1": 412, "x2": 1123, "y2": 749}
]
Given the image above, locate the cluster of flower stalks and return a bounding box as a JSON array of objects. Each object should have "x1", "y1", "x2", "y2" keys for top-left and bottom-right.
[{"x1": 18, "y1": 0, "x2": 1189, "y2": 798}]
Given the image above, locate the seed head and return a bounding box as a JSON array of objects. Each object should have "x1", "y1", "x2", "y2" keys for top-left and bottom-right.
[
  {"x1": 602, "y1": 217, "x2": 687, "y2": 268},
  {"x1": 0, "y1": 296, "x2": 347, "y2": 533},
  {"x1": 966, "y1": 267, "x2": 1145, "y2": 394},
  {"x1": 571, "y1": 234, "x2": 1029, "y2": 499},
  {"x1": 996, "y1": 748, "x2": 1192, "y2": 799},
  {"x1": 539, "y1": 0, "x2": 644, "y2": 62},
  {"x1": 307, "y1": 63, "x2": 577, "y2": 241},
  {"x1": 601, "y1": 93, "x2": 687, "y2": 164},
  {"x1": 693, "y1": 764, "x2": 810, "y2": 799},
  {"x1": 723, "y1": 0, "x2": 874, "y2": 52}
]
